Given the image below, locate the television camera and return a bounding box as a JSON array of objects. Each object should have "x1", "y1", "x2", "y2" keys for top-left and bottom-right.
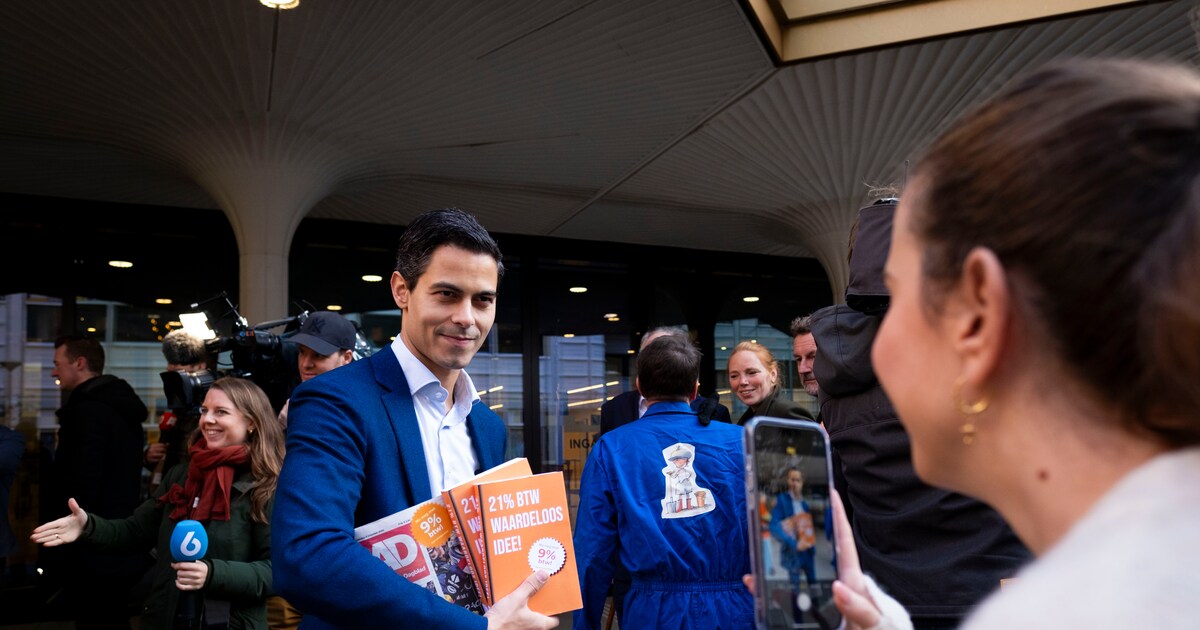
[{"x1": 161, "y1": 292, "x2": 373, "y2": 416}]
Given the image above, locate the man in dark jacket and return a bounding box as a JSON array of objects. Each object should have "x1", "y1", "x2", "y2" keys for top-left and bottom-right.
[
  {"x1": 50, "y1": 336, "x2": 148, "y2": 629},
  {"x1": 811, "y1": 200, "x2": 1031, "y2": 628}
]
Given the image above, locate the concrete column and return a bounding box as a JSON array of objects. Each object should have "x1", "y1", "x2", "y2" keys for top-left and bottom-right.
[
  {"x1": 802, "y1": 231, "x2": 851, "y2": 305},
  {"x1": 191, "y1": 162, "x2": 336, "y2": 324}
]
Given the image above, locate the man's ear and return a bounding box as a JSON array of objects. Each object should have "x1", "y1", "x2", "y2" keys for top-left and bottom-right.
[
  {"x1": 391, "y1": 271, "x2": 410, "y2": 311},
  {"x1": 691, "y1": 380, "x2": 700, "y2": 401},
  {"x1": 635, "y1": 376, "x2": 642, "y2": 398},
  {"x1": 953, "y1": 247, "x2": 1011, "y2": 387}
]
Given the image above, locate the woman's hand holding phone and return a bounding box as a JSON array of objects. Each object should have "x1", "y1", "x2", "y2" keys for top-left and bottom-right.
[{"x1": 830, "y1": 491, "x2": 912, "y2": 630}]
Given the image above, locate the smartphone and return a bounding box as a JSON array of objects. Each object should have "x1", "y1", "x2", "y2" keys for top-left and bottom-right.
[{"x1": 744, "y1": 417, "x2": 840, "y2": 630}]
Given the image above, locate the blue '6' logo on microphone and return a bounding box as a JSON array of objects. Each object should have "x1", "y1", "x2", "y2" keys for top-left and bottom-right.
[{"x1": 170, "y1": 520, "x2": 209, "y2": 562}]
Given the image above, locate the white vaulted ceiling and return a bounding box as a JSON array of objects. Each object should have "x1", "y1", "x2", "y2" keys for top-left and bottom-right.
[{"x1": 1, "y1": 0, "x2": 1196, "y2": 292}]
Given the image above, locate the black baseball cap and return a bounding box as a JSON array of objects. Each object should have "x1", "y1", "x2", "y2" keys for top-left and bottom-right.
[{"x1": 290, "y1": 311, "x2": 356, "y2": 356}]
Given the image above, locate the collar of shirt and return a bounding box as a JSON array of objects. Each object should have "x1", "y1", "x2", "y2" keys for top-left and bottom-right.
[
  {"x1": 637, "y1": 395, "x2": 649, "y2": 418},
  {"x1": 641, "y1": 400, "x2": 692, "y2": 418},
  {"x1": 390, "y1": 336, "x2": 480, "y2": 421},
  {"x1": 391, "y1": 335, "x2": 481, "y2": 496}
]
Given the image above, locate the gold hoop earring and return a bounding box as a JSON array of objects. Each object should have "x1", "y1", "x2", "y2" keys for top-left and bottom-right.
[{"x1": 953, "y1": 377, "x2": 989, "y2": 445}]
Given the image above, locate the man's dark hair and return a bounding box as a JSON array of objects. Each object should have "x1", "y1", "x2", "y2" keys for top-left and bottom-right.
[
  {"x1": 394, "y1": 208, "x2": 504, "y2": 288},
  {"x1": 161, "y1": 330, "x2": 207, "y2": 366},
  {"x1": 788, "y1": 315, "x2": 812, "y2": 338},
  {"x1": 636, "y1": 335, "x2": 701, "y2": 401},
  {"x1": 54, "y1": 336, "x2": 105, "y2": 373}
]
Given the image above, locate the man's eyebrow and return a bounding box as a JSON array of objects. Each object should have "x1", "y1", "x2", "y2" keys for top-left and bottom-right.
[
  {"x1": 427, "y1": 281, "x2": 463, "y2": 293},
  {"x1": 427, "y1": 281, "x2": 497, "y2": 298}
]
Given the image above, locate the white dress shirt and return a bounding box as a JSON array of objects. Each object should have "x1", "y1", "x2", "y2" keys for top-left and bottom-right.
[{"x1": 391, "y1": 336, "x2": 480, "y2": 497}]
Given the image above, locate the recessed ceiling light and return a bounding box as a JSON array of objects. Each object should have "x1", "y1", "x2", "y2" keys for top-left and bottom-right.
[
  {"x1": 563, "y1": 333, "x2": 575, "y2": 338},
  {"x1": 259, "y1": 0, "x2": 300, "y2": 9},
  {"x1": 108, "y1": 260, "x2": 133, "y2": 268},
  {"x1": 603, "y1": 313, "x2": 618, "y2": 319},
  {"x1": 361, "y1": 274, "x2": 383, "y2": 282},
  {"x1": 569, "y1": 287, "x2": 587, "y2": 294},
  {"x1": 86, "y1": 327, "x2": 97, "y2": 333},
  {"x1": 742, "y1": 296, "x2": 760, "y2": 303},
  {"x1": 627, "y1": 349, "x2": 635, "y2": 354},
  {"x1": 326, "y1": 305, "x2": 343, "y2": 311},
  {"x1": 720, "y1": 346, "x2": 727, "y2": 350},
  {"x1": 155, "y1": 298, "x2": 173, "y2": 305},
  {"x1": 606, "y1": 316, "x2": 620, "y2": 322}
]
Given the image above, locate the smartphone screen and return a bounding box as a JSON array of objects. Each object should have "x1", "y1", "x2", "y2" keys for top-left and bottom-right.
[{"x1": 744, "y1": 417, "x2": 840, "y2": 630}]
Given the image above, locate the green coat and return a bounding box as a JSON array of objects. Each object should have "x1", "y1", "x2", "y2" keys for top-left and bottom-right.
[{"x1": 85, "y1": 462, "x2": 272, "y2": 629}]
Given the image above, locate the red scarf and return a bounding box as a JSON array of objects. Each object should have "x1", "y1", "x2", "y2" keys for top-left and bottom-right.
[{"x1": 159, "y1": 439, "x2": 250, "y2": 522}]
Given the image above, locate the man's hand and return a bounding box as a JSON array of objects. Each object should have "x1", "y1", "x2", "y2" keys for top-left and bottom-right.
[
  {"x1": 145, "y1": 442, "x2": 167, "y2": 465},
  {"x1": 485, "y1": 570, "x2": 559, "y2": 630}
]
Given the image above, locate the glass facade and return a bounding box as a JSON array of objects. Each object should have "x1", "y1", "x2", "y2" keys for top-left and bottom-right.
[{"x1": 1, "y1": 208, "x2": 832, "y2": 596}]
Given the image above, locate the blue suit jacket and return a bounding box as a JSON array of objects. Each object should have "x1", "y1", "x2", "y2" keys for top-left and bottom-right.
[{"x1": 273, "y1": 346, "x2": 507, "y2": 629}]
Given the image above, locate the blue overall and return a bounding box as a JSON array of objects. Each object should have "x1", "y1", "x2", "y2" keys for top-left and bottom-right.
[{"x1": 573, "y1": 401, "x2": 753, "y2": 630}]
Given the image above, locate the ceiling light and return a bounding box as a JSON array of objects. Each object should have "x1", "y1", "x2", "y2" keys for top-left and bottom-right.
[
  {"x1": 167, "y1": 321, "x2": 182, "y2": 328},
  {"x1": 563, "y1": 334, "x2": 575, "y2": 338},
  {"x1": 326, "y1": 305, "x2": 343, "y2": 311},
  {"x1": 155, "y1": 298, "x2": 173, "y2": 305},
  {"x1": 362, "y1": 274, "x2": 383, "y2": 282},
  {"x1": 569, "y1": 287, "x2": 587, "y2": 293},
  {"x1": 742, "y1": 296, "x2": 760, "y2": 303},
  {"x1": 108, "y1": 260, "x2": 133, "y2": 268},
  {"x1": 606, "y1": 316, "x2": 620, "y2": 322},
  {"x1": 720, "y1": 346, "x2": 727, "y2": 350},
  {"x1": 86, "y1": 327, "x2": 97, "y2": 333},
  {"x1": 260, "y1": 0, "x2": 300, "y2": 9},
  {"x1": 603, "y1": 313, "x2": 618, "y2": 319},
  {"x1": 627, "y1": 350, "x2": 635, "y2": 354}
]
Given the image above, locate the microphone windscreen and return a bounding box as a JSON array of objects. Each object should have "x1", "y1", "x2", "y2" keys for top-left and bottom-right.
[{"x1": 170, "y1": 520, "x2": 209, "y2": 562}]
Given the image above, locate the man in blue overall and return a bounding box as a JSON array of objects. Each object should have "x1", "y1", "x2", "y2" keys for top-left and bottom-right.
[{"x1": 574, "y1": 334, "x2": 753, "y2": 629}]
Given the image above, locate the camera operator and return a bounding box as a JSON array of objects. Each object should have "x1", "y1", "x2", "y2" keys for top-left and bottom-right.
[
  {"x1": 278, "y1": 311, "x2": 356, "y2": 428},
  {"x1": 144, "y1": 330, "x2": 208, "y2": 493}
]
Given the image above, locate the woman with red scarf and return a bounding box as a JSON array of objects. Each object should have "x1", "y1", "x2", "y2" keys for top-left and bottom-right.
[{"x1": 34, "y1": 377, "x2": 285, "y2": 629}]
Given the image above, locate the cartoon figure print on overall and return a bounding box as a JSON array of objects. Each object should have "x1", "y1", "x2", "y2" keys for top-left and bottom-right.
[{"x1": 661, "y1": 443, "x2": 716, "y2": 518}]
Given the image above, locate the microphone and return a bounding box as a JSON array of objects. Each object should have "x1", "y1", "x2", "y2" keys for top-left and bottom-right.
[{"x1": 170, "y1": 520, "x2": 208, "y2": 630}]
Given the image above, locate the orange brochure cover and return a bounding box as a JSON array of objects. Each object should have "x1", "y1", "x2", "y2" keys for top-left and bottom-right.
[
  {"x1": 475, "y1": 471, "x2": 582, "y2": 616},
  {"x1": 441, "y1": 457, "x2": 532, "y2": 606}
]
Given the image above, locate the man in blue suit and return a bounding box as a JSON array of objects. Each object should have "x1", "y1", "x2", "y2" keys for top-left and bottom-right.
[{"x1": 273, "y1": 209, "x2": 556, "y2": 630}]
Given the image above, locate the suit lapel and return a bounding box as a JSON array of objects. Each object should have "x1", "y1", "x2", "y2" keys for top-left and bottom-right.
[
  {"x1": 466, "y1": 402, "x2": 497, "y2": 472},
  {"x1": 372, "y1": 348, "x2": 432, "y2": 504}
]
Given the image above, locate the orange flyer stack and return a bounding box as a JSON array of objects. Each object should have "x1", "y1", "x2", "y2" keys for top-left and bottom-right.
[
  {"x1": 475, "y1": 471, "x2": 582, "y2": 616},
  {"x1": 441, "y1": 457, "x2": 533, "y2": 604}
]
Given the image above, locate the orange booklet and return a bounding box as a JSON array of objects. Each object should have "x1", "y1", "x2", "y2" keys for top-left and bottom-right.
[
  {"x1": 475, "y1": 471, "x2": 582, "y2": 616},
  {"x1": 441, "y1": 458, "x2": 532, "y2": 605},
  {"x1": 784, "y1": 512, "x2": 816, "y2": 549}
]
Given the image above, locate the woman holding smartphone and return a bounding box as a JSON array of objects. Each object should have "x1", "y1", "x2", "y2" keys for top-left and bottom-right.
[
  {"x1": 832, "y1": 58, "x2": 1200, "y2": 628},
  {"x1": 34, "y1": 377, "x2": 285, "y2": 629}
]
